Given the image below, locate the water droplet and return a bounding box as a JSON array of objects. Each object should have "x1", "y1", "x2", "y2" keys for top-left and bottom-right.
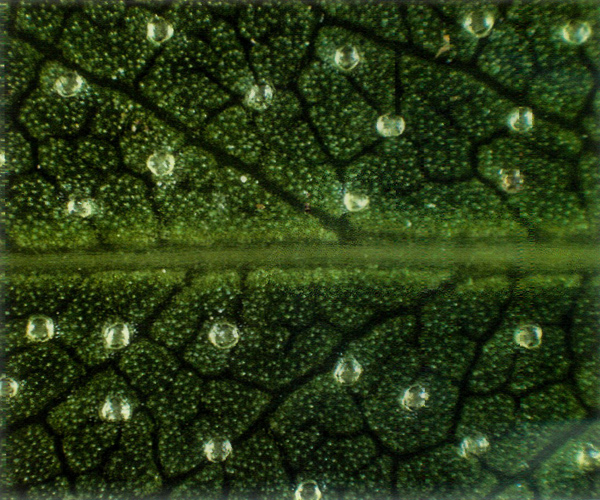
[
  {"x1": 147, "y1": 17, "x2": 174, "y2": 44},
  {"x1": 294, "y1": 480, "x2": 322, "y2": 500},
  {"x1": 208, "y1": 321, "x2": 240, "y2": 350},
  {"x1": 577, "y1": 443, "x2": 600, "y2": 471},
  {"x1": 334, "y1": 44, "x2": 360, "y2": 71},
  {"x1": 244, "y1": 83, "x2": 274, "y2": 111},
  {"x1": 54, "y1": 71, "x2": 84, "y2": 98},
  {"x1": 0, "y1": 150, "x2": 5, "y2": 167},
  {"x1": 458, "y1": 433, "x2": 490, "y2": 459},
  {"x1": 102, "y1": 322, "x2": 131, "y2": 350},
  {"x1": 507, "y1": 107, "x2": 534, "y2": 132},
  {"x1": 147, "y1": 150, "x2": 175, "y2": 177},
  {"x1": 514, "y1": 324, "x2": 542, "y2": 349},
  {"x1": 0, "y1": 375, "x2": 19, "y2": 399},
  {"x1": 561, "y1": 20, "x2": 591, "y2": 45},
  {"x1": 376, "y1": 114, "x2": 406, "y2": 137},
  {"x1": 99, "y1": 394, "x2": 132, "y2": 423},
  {"x1": 26, "y1": 315, "x2": 54, "y2": 342},
  {"x1": 343, "y1": 192, "x2": 369, "y2": 212},
  {"x1": 67, "y1": 198, "x2": 95, "y2": 218},
  {"x1": 499, "y1": 169, "x2": 525, "y2": 194},
  {"x1": 400, "y1": 384, "x2": 429, "y2": 411},
  {"x1": 463, "y1": 11, "x2": 495, "y2": 38},
  {"x1": 333, "y1": 356, "x2": 363, "y2": 386},
  {"x1": 240, "y1": 175, "x2": 248, "y2": 183},
  {"x1": 204, "y1": 437, "x2": 232, "y2": 462}
]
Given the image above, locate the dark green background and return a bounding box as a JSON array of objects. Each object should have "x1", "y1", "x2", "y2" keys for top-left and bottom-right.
[{"x1": 2, "y1": 0, "x2": 599, "y2": 499}]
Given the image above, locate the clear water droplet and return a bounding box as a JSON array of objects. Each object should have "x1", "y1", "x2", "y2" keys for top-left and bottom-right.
[
  {"x1": 499, "y1": 169, "x2": 524, "y2": 194},
  {"x1": 514, "y1": 324, "x2": 542, "y2": 349},
  {"x1": 334, "y1": 44, "x2": 360, "y2": 71},
  {"x1": 240, "y1": 175, "x2": 248, "y2": 183},
  {"x1": 577, "y1": 443, "x2": 600, "y2": 471},
  {"x1": 0, "y1": 150, "x2": 5, "y2": 167},
  {"x1": 343, "y1": 192, "x2": 369, "y2": 212},
  {"x1": 561, "y1": 20, "x2": 591, "y2": 45},
  {"x1": 244, "y1": 83, "x2": 274, "y2": 111},
  {"x1": 147, "y1": 150, "x2": 175, "y2": 177},
  {"x1": 333, "y1": 356, "x2": 363, "y2": 386},
  {"x1": 102, "y1": 322, "x2": 131, "y2": 350},
  {"x1": 376, "y1": 114, "x2": 406, "y2": 137},
  {"x1": 294, "y1": 480, "x2": 322, "y2": 500},
  {"x1": 54, "y1": 71, "x2": 84, "y2": 98},
  {"x1": 463, "y1": 11, "x2": 495, "y2": 38},
  {"x1": 147, "y1": 17, "x2": 174, "y2": 44},
  {"x1": 458, "y1": 433, "x2": 490, "y2": 459},
  {"x1": 401, "y1": 383, "x2": 429, "y2": 411},
  {"x1": 99, "y1": 394, "x2": 132, "y2": 423},
  {"x1": 507, "y1": 107, "x2": 534, "y2": 132},
  {"x1": 0, "y1": 375, "x2": 19, "y2": 399},
  {"x1": 67, "y1": 198, "x2": 95, "y2": 218},
  {"x1": 204, "y1": 437, "x2": 232, "y2": 462},
  {"x1": 26, "y1": 315, "x2": 55, "y2": 342},
  {"x1": 208, "y1": 321, "x2": 240, "y2": 349}
]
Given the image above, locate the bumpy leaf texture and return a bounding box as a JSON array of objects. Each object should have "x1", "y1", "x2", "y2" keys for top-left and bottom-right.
[{"x1": 1, "y1": 1, "x2": 599, "y2": 500}]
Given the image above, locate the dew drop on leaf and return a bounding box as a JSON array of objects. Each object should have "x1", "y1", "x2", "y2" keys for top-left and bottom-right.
[
  {"x1": 102, "y1": 322, "x2": 131, "y2": 350},
  {"x1": 99, "y1": 394, "x2": 132, "y2": 423},
  {"x1": 343, "y1": 192, "x2": 370, "y2": 212},
  {"x1": 208, "y1": 321, "x2": 240, "y2": 349},
  {"x1": 463, "y1": 11, "x2": 495, "y2": 38},
  {"x1": 147, "y1": 150, "x2": 175, "y2": 177},
  {"x1": 400, "y1": 383, "x2": 429, "y2": 411},
  {"x1": 204, "y1": 437, "x2": 233, "y2": 462},
  {"x1": 577, "y1": 443, "x2": 600, "y2": 471},
  {"x1": 67, "y1": 198, "x2": 96, "y2": 218},
  {"x1": 333, "y1": 356, "x2": 363, "y2": 386},
  {"x1": 334, "y1": 44, "x2": 360, "y2": 71},
  {"x1": 0, "y1": 375, "x2": 19, "y2": 399},
  {"x1": 507, "y1": 107, "x2": 534, "y2": 132},
  {"x1": 514, "y1": 324, "x2": 543, "y2": 349},
  {"x1": 376, "y1": 114, "x2": 406, "y2": 137},
  {"x1": 561, "y1": 20, "x2": 592, "y2": 45},
  {"x1": 499, "y1": 169, "x2": 524, "y2": 194},
  {"x1": 26, "y1": 315, "x2": 55, "y2": 343},
  {"x1": 244, "y1": 83, "x2": 274, "y2": 111},
  {"x1": 147, "y1": 17, "x2": 174, "y2": 44},
  {"x1": 54, "y1": 71, "x2": 84, "y2": 98},
  {"x1": 294, "y1": 480, "x2": 322, "y2": 500},
  {"x1": 458, "y1": 433, "x2": 490, "y2": 459},
  {"x1": 0, "y1": 150, "x2": 5, "y2": 167}
]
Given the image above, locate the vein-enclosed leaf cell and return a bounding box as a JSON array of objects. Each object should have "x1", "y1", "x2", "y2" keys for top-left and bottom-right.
[{"x1": 25, "y1": 315, "x2": 55, "y2": 343}]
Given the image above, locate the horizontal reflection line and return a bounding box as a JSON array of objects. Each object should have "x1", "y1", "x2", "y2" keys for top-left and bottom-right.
[{"x1": 4, "y1": 244, "x2": 600, "y2": 272}]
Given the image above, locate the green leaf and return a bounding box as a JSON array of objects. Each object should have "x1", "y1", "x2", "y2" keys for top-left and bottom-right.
[{"x1": 2, "y1": 1, "x2": 599, "y2": 499}]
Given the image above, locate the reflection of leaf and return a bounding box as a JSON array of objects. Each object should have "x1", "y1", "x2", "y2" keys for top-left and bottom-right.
[{"x1": 2, "y1": 1, "x2": 600, "y2": 499}]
